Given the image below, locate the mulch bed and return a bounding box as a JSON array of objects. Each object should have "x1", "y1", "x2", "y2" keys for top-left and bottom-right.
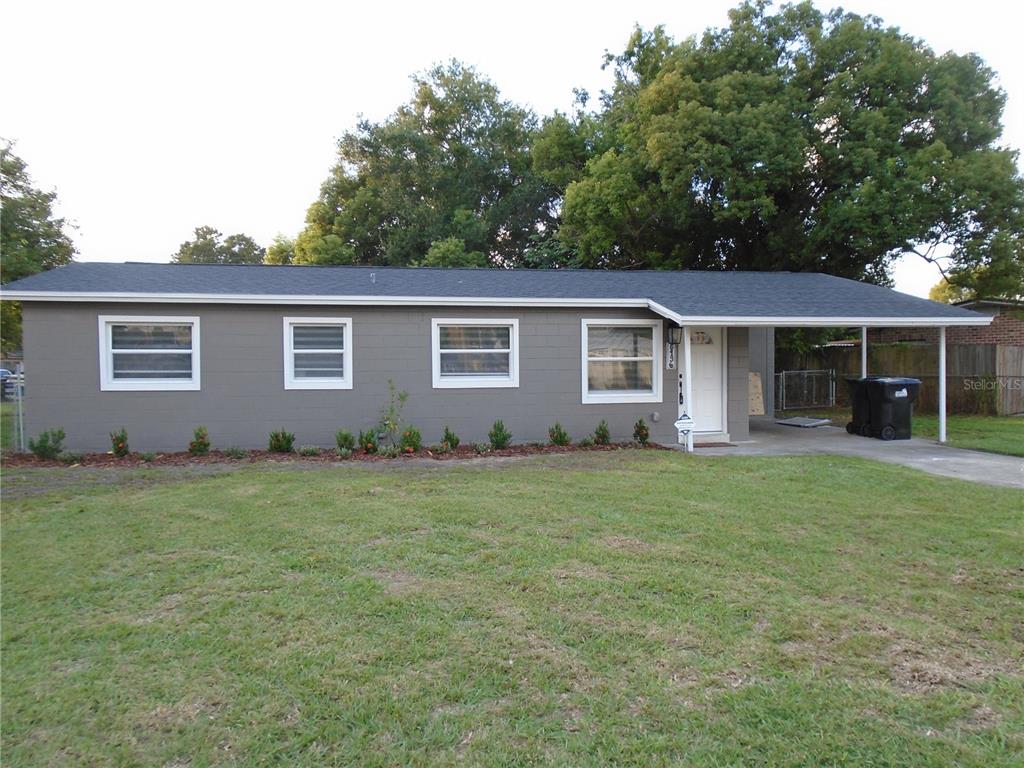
[{"x1": 0, "y1": 442, "x2": 666, "y2": 469}]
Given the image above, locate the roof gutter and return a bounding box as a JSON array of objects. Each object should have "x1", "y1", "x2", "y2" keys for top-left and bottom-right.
[{"x1": 0, "y1": 290, "x2": 992, "y2": 327}]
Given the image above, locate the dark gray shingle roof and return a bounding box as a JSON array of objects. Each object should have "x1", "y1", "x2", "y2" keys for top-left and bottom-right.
[{"x1": 1, "y1": 262, "x2": 987, "y2": 323}]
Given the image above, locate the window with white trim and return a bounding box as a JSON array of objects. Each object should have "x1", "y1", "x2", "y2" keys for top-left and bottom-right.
[
  {"x1": 283, "y1": 317, "x2": 353, "y2": 389},
  {"x1": 581, "y1": 319, "x2": 662, "y2": 403},
  {"x1": 98, "y1": 315, "x2": 200, "y2": 391},
  {"x1": 431, "y1": 319, "x2": 519, "y2": 388}
]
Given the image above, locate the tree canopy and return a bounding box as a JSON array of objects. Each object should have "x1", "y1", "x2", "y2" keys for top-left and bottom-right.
[
  {"x1": 552, "y1": 2, "x2": 1023, "y2": 297},
  {"x1": 295, "y1": 61, "x2": 557, "y2": 268},
  {"x1": 1, "y1": 141, "x2": 76, "y2": 354},
  {"x1": 264, "y1": 234, "x2": 296, "y2": 265},
  {"x1": 283, "y1": 2, "x2": 1024, "y2": 298},
  {"x1": 172, "y1": 226, "x2": 266, "y2": 264}
]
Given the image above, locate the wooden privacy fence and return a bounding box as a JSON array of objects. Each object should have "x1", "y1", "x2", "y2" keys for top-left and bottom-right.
[{"x1": 779, "y1": 343, "x2": 1024, "y2": 415}]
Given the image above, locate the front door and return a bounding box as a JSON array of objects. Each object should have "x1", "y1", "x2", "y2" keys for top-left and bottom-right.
[{"x1": 689, "y1": 327, "x2": 725, "y2": 434}]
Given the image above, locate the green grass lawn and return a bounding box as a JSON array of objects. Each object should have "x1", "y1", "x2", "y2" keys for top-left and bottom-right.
[
  {"x1": 0, "y1": 401, "x2": 17, "y2": 450},
  {"x1": 911, "y1": 413, "x2": 1024, "y2": 457},
  {"x1": 3, "y1": 452, "x2": 1022, "y2": 766},
  {"x1": 783, "y1": 408, "x2": 1024, "y2": 457}
]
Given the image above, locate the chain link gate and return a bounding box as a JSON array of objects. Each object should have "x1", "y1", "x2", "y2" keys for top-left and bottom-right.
[{"x1": 775, "y1": 369, "x2": 836, "y2": 411}]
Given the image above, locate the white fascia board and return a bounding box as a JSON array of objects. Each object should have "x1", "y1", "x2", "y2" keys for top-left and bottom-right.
[
  {"x1": 0, "y1": 291, "x2": 651, "y2": 310},
  {"x1": 0, "y1": 291, "x2": 993, "y2": 327},
  {"x1": 644, "y1": 301, "x2": 994, "y2": 327}
]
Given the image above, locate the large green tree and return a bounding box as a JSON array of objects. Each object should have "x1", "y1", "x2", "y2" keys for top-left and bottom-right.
[
  {"x1": 296, "y1": 61, "x2": 558, "y2": 267},
  {"x1": 553, "y1": 2, "x2": 1024, "y2": 296},
  {"x1": 172, "y1": 226, "x2": 266, "y2": 264},
  {"x1": 1, "y1": 141, "x2": 76, "y2": 354},
  {"x1": 263, "y1": 234, "x2": 296, "y2": 265}
]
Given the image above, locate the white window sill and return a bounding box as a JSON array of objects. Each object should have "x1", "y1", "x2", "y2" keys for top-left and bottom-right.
[
  {"x1": 284, "y1": 379, "x2": 352, "y2": 390},
  {"x1": 582, "y1": 391, "x2": 662, "y2": 404},
  {"x1": 433, "y1": 376, "x2": 518, "y2": 389},
  {"x1": 101, "y1": 379, "x2": 201, "y2": 392}
]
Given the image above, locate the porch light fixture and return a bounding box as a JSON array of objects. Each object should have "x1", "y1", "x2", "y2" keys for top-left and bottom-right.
[{"x1": 666, "y1": 325, "x2": 683, "y2": 346}]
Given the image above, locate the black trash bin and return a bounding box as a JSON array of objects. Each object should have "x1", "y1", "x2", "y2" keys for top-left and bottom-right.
[
  {"x1": 845, "y1": 376, "x2": 881, "y2": 436},
  {"x1": 865, "y1": 377, "x2": 921, "y2": 440}
]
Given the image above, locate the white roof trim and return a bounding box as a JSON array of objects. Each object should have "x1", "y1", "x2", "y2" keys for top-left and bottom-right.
[
  {"x1": 645, "y1": 301, "x2": 992, "y2": 327},
  {"x1": 0, "y1": 290, "x2": 650, "y2": 310},
  {"x1": 0, "y1": 290, "x2": 992, "y2": 327}
]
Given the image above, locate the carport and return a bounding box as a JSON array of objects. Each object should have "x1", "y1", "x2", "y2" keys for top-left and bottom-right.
[{"x1": 654, "y1": 308, "x2": 993, "y2": 451}]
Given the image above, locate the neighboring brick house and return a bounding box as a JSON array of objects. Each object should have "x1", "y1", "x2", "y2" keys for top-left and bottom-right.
[{"x1": 869, "y1": 300, "x2": 1024, "y2": 346}]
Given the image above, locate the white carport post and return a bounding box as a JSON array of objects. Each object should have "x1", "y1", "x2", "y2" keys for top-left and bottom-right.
[
  {"x1": 938, "y1": 326, "x2": 947, "y2": 443},
  {"x1": 682, "y1": 325, "x2": 694, "y2": 452},
  {"x1": 861, "y1": 327, "x2": 868, "y2": 377}
]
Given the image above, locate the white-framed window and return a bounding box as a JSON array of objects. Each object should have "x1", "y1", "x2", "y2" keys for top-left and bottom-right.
[
  {"x1": 431, "y1": 318, "x2": 519, "y2": 389},
  {"x1": 283, "y1": 317, "x2": 353, "y2": 390},
  {"x1": 98, "y1": 315, "x2": 200, "y2": 391},
  {"x1": 581, "y1": 319, "x2": 662, "y2": 403}
]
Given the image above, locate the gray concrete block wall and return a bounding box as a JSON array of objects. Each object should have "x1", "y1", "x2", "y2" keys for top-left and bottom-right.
[
  {"x1": 726, "y1": 327, "x2": 750, "y2": 441},
  {"x1": 747, "y1": 326, "x2": 775, "y2": 421},
  {"x1": 24, "y1": 302, "x2": 740, "y2": 452}
]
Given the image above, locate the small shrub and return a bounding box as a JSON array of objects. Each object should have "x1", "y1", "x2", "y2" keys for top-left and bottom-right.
[
  {"x1": 110, "y1": 427, "x2": 129, "y2": 457},
  {"x1": 377, "y1": 379, "x2": 409, "y2": 448},
  {"x1": 548, "y1": 422, "x2": 571, "y2": 446},
  {"x1": 594, "y1": 419, "x2": 611, "y2": 446},
  {"x1": 400, "y1": 426, "x2": 422, "y2": 453},
  {"x1": 488, "y1": 420, "x2": 512, "y2": 450},
  {"x1": 358, "y1": 429, "x2": 378, "y2": 454},
  {"x1": 268, "y1": 429, "x2": 295, "y2": 453},
  {"x1": 299, "y1": 445, "x2": 321, "y2": 456},
  {"x1": 379, "y1": 445, "x2": 400, "y2": 458},
  {"x1": 442, "y1": 425, "x2": 460, "y2": 451},
  {"x1": 335, "y1": 429, "x2": 356, "y2": 452},
  {"x1": 633, "y1": 418, "x2": 650, "y2": 445},
  {"x1": 578, "y1": 436, "x2": 594, "y2": 448},
  {"x1": 138, "y1": 451, "x2": 156, "y2": 462},
  {"x1": 337, "y1": 447, "x2": 353, "y2": 459},
  {"x1": 223, "y1": 445, "x2": 248, "y2": 459},
  {"x1": 473, "y1": 442, "x2": 490, "y2": 454},
  {"x1": 58, "y1": 451, "x2": 84, "y2": 464},
  {"x1": 28, "y1": 427, "x2": 65, "y2": 460},
  {"x1": 188, "y1": 425, "x2": 210, "y2": 456}
]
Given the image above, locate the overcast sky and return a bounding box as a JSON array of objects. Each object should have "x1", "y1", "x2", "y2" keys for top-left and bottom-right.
[{"x1": 5, "y1": 0, "x2": 1022, "y2": 298}]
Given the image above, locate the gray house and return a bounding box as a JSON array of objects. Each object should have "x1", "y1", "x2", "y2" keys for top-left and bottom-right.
[{"x1": 1, "y1": 263, "x2": 990, "y2": 452}]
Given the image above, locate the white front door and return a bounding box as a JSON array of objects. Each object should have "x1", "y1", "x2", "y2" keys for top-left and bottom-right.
[{"x1": 689, "y1": 327, "x2": 725, "y2": 434}]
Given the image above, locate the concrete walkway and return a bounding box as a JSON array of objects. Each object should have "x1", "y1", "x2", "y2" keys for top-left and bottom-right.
[{"x1": 691, "y1": 420, "x2": 1024, "y2": 490}]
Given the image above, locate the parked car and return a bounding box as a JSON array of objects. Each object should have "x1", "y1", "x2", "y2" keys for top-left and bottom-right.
[{"x1": 2, "y1": 370, "x2": 24, "y2": 400}]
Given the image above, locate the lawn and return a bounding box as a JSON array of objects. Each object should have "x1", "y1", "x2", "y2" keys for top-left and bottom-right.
[
  {"x1": 912, "y1": 413, "x2": 1024, "y2": 457},
  {"x1": 2, "y1": 452, "x2": 1022, "y2": 767},
  {"x1": 0, "y1": 401, "x2": 17, "y2": 450},
  {"x1": 782, "y1": 408, "x2": 1024, "y2": 457}
]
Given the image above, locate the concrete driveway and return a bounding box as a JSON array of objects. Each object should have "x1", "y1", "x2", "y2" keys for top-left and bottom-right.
[{"x1": 693, "y1": 420, "x2": 1024, "y2": 490}]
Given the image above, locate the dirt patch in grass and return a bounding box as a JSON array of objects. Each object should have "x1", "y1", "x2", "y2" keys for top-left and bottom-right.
[
  {"x1": 133, "y1": 592, "x2": 187, "y2": 625},
  {"x1": 956, "y1": 703, "x2": 1003, "y2": 731},
  {"x1": 142, "y1": 696, "x2": 222, "y2": 731},
  {"x1": 603, "y1": 535, "x2": 653, "y2": 553},
  {"x1": 372, "y1": 569, "x2": 423, "y2": 595},
  {"x1": 887, "y1": 642, "x2": 1020, "y2": 693},
  {"x1": 551, "y1": 562, "x2": 613, "y2": 582}
]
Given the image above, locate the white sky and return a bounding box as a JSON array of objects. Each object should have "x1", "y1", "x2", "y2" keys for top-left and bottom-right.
[{"x1": 5, "y1": 0, "x2": 1021, "y2": 298}]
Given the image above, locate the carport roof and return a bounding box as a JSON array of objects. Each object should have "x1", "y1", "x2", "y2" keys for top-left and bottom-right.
[{"x1": 0, "y1": 262, "x2": 991, "y2": 327}]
